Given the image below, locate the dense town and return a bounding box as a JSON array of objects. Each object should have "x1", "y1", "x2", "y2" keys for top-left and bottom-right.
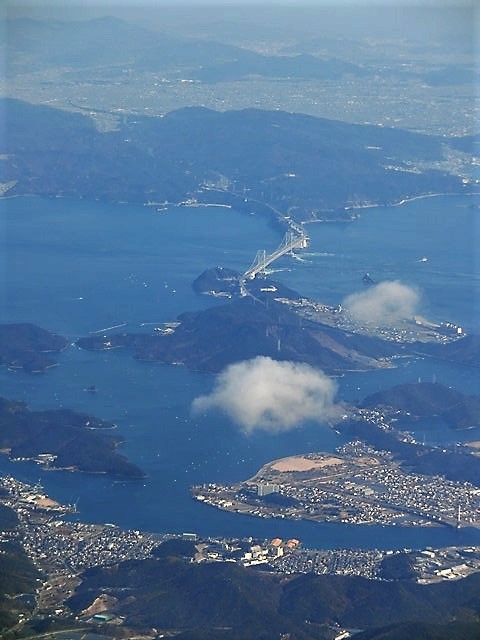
[
  {"x1": 276, "y1": 295, "x2": 466, "y2": 345},
  {"x1": 191, "y1": 439, "x2": 480, "y2": 529},
  {"x1": 1, "y1": 472, "x2": 480, "y2": 636}
]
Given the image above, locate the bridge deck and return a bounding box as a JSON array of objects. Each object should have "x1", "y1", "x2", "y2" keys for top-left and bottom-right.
[{"x1": 243, "y1": 231, "x2": 309, "y2": 280}]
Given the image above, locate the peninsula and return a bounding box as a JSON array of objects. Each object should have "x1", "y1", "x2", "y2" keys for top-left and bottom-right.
[
  {"x1": 77, "y1": 294, "x2": 401, "y2": 374},
  {"x1": 361, "y1": 381, "x2": 480, "y2": 430},
  {"x1": 191, "y1": 382, "x2": 480, "y2": 529},
  {"x1": 0, "y1": 323, "x2": 68, "y2": 373},
  {"x1": 191, "y1": 443, "x2": 480, "y2": 529},
  {"x1": 77, "y1": 271, "x2": 474, "y2": 374},
  {"x1": 0, "y1": 397, "x2": 144, "y2": 478}
]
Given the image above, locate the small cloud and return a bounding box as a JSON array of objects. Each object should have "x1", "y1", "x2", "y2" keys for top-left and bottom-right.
[
  {"x1": 192, "y1": 356, "x2": 339, "y2": 433},
  {"x1": 343, "y1": 280, "x2": 420, "y2": 327}
]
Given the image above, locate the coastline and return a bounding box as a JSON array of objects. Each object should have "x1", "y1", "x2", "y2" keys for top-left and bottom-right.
[{"x1": 2, "y1": 189, "x2": 475, "y2": 221}]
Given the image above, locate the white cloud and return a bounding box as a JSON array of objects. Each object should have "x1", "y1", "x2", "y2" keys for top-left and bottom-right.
[
  {"x1": 192, "y1": 356, "x2": 339, "y2": 433},
  {"x1": 343, "y1": 280, "x2": 420, "y2": 327}
]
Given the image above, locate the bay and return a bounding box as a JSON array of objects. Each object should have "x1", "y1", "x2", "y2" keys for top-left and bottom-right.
[{"x1": 0, "y1": 194, "x2": 479, "y2": 550}]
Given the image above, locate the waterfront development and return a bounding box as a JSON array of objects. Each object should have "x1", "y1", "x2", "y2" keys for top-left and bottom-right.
[
  {"x1": 2, "y1": 471, "x2": 480, "y2": 640},
  {"x1": 1, "y1": 192, "x2": 476, "y2": 640},
  {"x1": 1, "y1": 9, "x2": 479, "y2": 637},
  {"x1": 2, "y1": 473, "x2": 480, "y2": 628},
  {"x1": 0, "y1": 166, "x2": 479, "y2": 640},
  {"x1": 192, "y1": 442, "x2": 480, "y2": 529},
  {"x1": 275, "y1": 295, "x2": 465, "y2": 345},
  {"x1": 0, "y1": 194, "x2": 479, "y2": 553}
]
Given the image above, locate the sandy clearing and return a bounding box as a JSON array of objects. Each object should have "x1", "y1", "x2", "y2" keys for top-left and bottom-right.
[{"x1": 271, "y1": 455, "x2": 343, "y2": 472}]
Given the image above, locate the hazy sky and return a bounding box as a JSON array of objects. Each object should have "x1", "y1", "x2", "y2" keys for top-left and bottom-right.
[
  {"x1": 5, "y1": 0, "x2": 476, "y2": 19},
  {"x1": 4, "y1": 0, "x2": 476, "y2": 46}
]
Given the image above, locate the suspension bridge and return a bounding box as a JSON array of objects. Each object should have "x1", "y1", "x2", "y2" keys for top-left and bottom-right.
[{"x1": 241, "y1": 226, "x2": 309, "y2": 292}]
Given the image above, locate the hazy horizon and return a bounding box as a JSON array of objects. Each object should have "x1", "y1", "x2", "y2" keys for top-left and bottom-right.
[{"x1": 3, "y1": 0, "x2": 477, "y2": 47}]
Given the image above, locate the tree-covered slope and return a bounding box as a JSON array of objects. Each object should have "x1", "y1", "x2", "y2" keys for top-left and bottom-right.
[
  {"x1": 66, "y1": 555, "x2": 480, "y2": 638},
  {"x1": 0, "y1": 397, "x2": 144, "y2": 478},
  {"x1": 1, "y1": 99, "x2": 466, "y2": 221},
  {"x1": 0, "y1": 504, "x2": 41, "y2": 633},
  {"x1": 361, "y1": 381, "x2": 480, "y2": 429}
]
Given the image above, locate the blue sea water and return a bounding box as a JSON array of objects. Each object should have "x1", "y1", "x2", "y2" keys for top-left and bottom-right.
[{"x1": 0, "y1": 194, "x2": 479, "y2": 550}]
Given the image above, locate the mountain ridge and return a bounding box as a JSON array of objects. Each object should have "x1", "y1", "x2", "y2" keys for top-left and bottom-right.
[{"x1": 1, "y1": 98, "x2": 468, "y2": 222}]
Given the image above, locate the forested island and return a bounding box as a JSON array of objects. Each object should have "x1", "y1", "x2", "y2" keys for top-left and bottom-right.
[
  {"x1": 0, "y1": 323, "x2": 68, "y2": 373},
  {"x1": 339, "y1": 384, "x2": 480, "y2": 488},
  {"x1": 76, "y1": 294, "x2": 400, "y2": 374},
  {"x1": 77, "y1": 269, "x2": 477, "y2": 374},
  {"x1": 361, "y1": 381, "x2": 480, "y2": 430},
  {"x1": 0, "y1": 397, "x2": 144, "y2": 478},
  {"x1": 417, "y1": 334, "x2": 480, "y2": 369}
]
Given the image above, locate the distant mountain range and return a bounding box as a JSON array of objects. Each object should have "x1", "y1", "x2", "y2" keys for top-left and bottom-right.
[
  {"x1": 5, "y1": 15, "x2": 477, "y2": 89},
  {"x1": 1, "y1": 98, "x2": 470, "y2": 221},
  {"x1": 3, "y1": 16, "x2": 243, "y2": 72},
  {"x1": 3, "y1": 16, "x2": 367, "y2": 83}
]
